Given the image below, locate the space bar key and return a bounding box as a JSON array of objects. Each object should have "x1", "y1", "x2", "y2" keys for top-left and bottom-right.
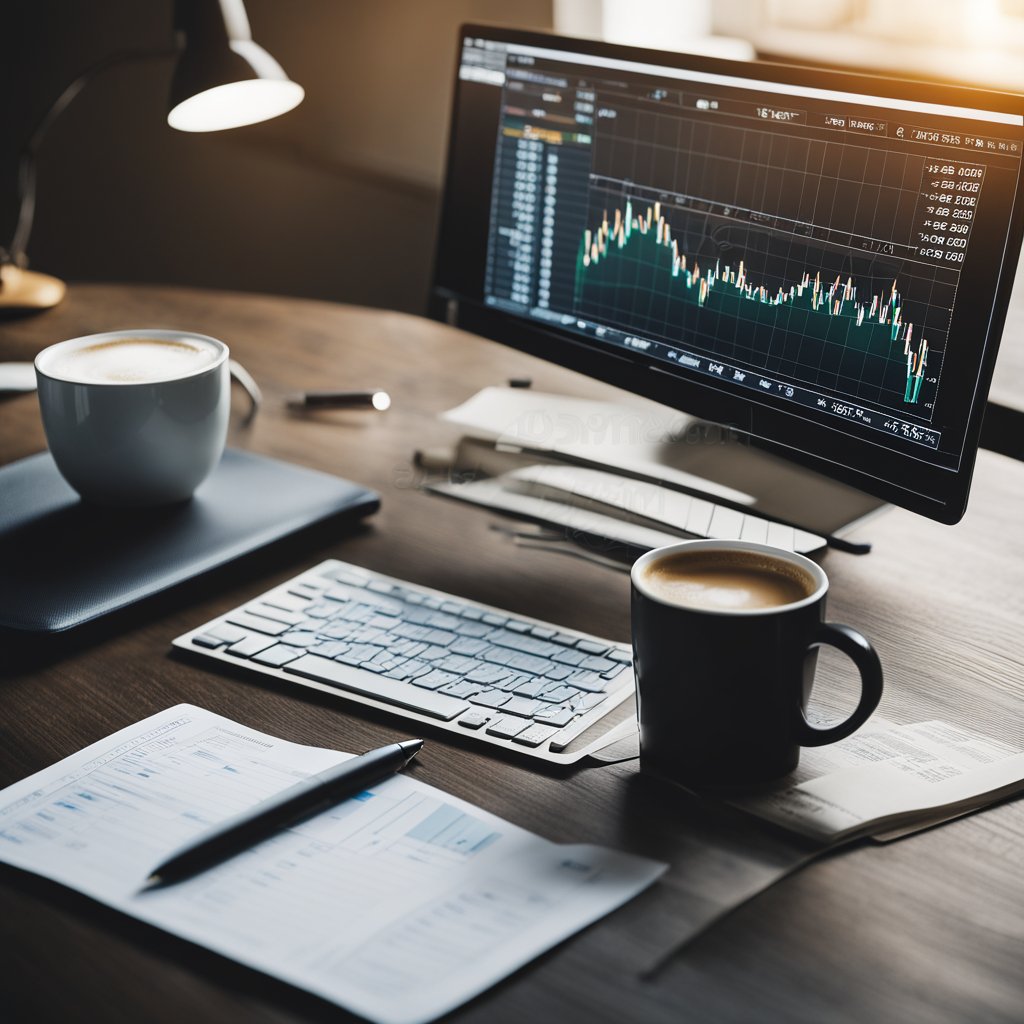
[{"x1": 284, "y1": 654, "x2": 470, "y2": 721}]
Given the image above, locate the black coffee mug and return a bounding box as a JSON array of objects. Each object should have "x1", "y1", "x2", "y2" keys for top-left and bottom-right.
[{"x1": 631, "y1": 540, "x2": 883, "y2": 789}]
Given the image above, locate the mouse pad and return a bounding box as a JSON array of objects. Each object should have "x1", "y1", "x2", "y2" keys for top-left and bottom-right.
[{"x1": 0, "y1": 449, "x2": 379, "y2": 633}]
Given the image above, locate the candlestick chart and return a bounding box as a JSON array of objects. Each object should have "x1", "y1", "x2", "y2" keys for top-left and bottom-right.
[{"x1": 574, "y1": 197, "x2": 941, "y2": 415}]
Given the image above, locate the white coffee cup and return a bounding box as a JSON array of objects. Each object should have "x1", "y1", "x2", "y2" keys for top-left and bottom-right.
[{"x1": 34, "y1": 329, "x2": 230, "y2": 506}]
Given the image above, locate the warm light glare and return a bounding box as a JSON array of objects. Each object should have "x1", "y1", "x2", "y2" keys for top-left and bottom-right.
[
  {"x1": 371, "y1": 391, "x2": 391, "y2": 411},
  {"x1": 167, "y1": 79, "x2": 304, "y2": 132}
]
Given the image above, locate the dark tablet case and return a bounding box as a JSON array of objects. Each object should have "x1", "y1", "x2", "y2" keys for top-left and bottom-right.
[{"x1": 0, "y1": 449, "x2": 379, "y2": 633}]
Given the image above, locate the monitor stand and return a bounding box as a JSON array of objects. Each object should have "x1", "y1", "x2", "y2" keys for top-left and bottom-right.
[{"x1": 441, "y1": 386, "x2": 889, "y2": 546}]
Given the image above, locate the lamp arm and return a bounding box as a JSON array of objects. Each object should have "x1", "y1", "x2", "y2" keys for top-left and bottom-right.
[{"x1": 4, "y1": 48, "x2": 178, "y2": 268}]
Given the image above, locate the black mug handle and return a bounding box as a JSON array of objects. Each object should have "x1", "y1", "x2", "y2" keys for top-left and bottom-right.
[{"x1": 795, "y1": 623, "x2": 884, "y2": 746}]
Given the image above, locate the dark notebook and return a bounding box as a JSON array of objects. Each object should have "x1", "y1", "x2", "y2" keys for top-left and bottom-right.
[{"x1": 0, "y1": 450, "x2": 379, "y2": 632}]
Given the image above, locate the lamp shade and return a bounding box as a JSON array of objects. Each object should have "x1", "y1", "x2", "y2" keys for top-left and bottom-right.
[{"x1": 167, "y1": 0, "x2": 303, "y2": 132}]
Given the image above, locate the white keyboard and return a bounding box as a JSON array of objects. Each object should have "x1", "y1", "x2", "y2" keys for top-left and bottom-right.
[{"x1": 174, "y1": 560, "x2": 636, "y2": 764}]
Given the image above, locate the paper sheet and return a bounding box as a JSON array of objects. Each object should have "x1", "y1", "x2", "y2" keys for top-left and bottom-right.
[
  {"x1": 0, "y1": 705, "x2": 665, "y2": 1024},
  {"x1": 730, "y1": 719, "x2": 1024, "y2": 841}
]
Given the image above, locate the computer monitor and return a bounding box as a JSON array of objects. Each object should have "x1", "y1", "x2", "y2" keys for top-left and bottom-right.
[{"x1": 430, "y1": 26, "x2": 1024, "y2": 526}]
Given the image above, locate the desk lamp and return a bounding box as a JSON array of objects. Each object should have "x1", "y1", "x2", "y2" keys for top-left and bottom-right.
[{"x1": 0, "y1": 0, "x2": 304, "y2": 312}]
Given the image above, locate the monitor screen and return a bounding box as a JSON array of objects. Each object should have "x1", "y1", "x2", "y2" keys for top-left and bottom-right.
[{"x1": 431, "y1": 26, "x2": 1024, "y2": 524}]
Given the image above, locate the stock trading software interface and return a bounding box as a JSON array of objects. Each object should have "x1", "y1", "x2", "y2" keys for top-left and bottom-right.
[{"x1": 441, "y1": 32, "x2": 1024, "y2": 519}]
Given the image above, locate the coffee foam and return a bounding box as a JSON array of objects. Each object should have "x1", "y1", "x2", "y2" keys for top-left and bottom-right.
[
  {"x1": 638, "y1": 549, "x2": 818, "y2": 612},
  {"x1": 42, "y1": 336, "x2": 220, "y2": 384}
]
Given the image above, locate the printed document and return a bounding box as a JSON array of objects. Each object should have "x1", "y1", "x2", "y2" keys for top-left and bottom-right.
[
  {"x1": 729, "y1": 718, "x2": 1024, "y2": 842},
  {"x1": 0, "y1": 705, "x2": 665, "y2": 1024}
]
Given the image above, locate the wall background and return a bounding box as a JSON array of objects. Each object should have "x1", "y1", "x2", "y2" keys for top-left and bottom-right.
[
  {"x1": 5, "y1": 2, "x2": 1019, "y2": 317},
  {"x1": 3, "y1": 0, "x2": 552, "y2": 315}
]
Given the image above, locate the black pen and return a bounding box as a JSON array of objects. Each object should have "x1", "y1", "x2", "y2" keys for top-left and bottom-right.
[
  {"x1": 287, "y1": 389, "x2": 391, "y2": 411},
  {"x1": 144, "y1": 738, "x2": 423, "y2": 888}
]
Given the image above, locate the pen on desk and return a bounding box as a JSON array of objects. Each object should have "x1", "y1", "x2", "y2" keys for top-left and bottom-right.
[
  {"x1": 144, "y1": 738, "x2": 423, "y2": 888},
  {"x1": 287, "y1": 389, "x2": 391, "y2": 412}
]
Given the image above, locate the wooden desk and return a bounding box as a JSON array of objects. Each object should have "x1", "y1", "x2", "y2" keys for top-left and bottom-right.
[{"x1": 3, "y1": 284, "x2": 1023, "y2": 1023}]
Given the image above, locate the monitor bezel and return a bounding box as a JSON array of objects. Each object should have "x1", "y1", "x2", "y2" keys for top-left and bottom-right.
[{"x1": 431, "y1": 24, "x2": 1024, "y2": 524}]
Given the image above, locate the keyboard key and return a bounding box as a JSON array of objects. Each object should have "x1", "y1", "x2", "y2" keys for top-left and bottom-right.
[
  {"x1": 507, "y1": 652, "x2": 552, "y2": 676},
  {"x1": 191, "y1": 632, "x2": 226, "y2": 649},
  {"x1": 465, "y1": 664, "x2": 510, "y2": 685},
  {"x1": 501, "y1": 696, "x2": 544, "y2": 719},
  {"x1": 348, "y1": 627, "x2": 390, "y2": 645},
  {"x1": 260, "y1": 591, "x2": 312, "y2": 613},
  {"x1": 551, "y1": 631, "x2": 580, "y2": 646},
  {"x1": 331, "y1": 644, "x2": 377, "y2": 667},
  {"x1": 495, "y1": 673, "x2": 529, "y2": 692},
  {"x1": 426, "y1": 613, "x2": 462, "y2": 630},
  {"x1": 608, "y1": 648, "x2": 633, "y2": 664},
  {"x1": 279, "y1": 631, "x2": 322, "y2": 648},
  {"x1": 470, "y1": 690, "x2": 511, "y2": 709},
  {"x1": 454, "y1": 620, "x2": 492, "y2": 638},
  {"x1": 533, "y1": 706, "x2": 575, "y2": 728},
  {"x1": 539, "y1": 685, "x2": 577, "y2": 704},
  {"x1": 308, "y1": 640, "x2": 351, "y2": 659},
  {"x1": 364, "y1": 649, "x2": 395, "y2": 669},
  {"x1": 247, "y1": 603, "x2": 305, "y2": 626},
  {"x1": 482, "y1": 648, "x2": 516, "y2": 666},
  {"x1": 412, "y1": 669, "x2": 460, "y2": 690},
  {"x1": 552, "y1": 649, "x2": 585, "y2": 667},
  {"x1": 571, "y1": 691, "x2": 609, "y2": 712},
  {"x1": 325, "y1": 585, "x2": 357, "y2": 603},
  {"x1": 288, "y1": 582, "x2": 324, "y2": 600},
  {"x1": 225, "y1": 611, "x2": 289, "y2": 636},
  {"x1": 513, "y1": 724, "x2": 560, "y2": 748},
  {"x1": 252, "y1": 644, "x2": 304, "y2": 667},
  {"x1": 390, "y1": 622, "x2": 432, "y2": 642},
  {"x1": 457, "y1": 711, "x2": 491, "y2": 730},
  {"x1": 418, "y1": 645, "x2": 452, "y2": 662},
  {"x1": 512, "y1": 679, "x2": 548, "y2": 698},
  {"x1": 400, "y1": 660, "x2": 431, "y2": 679},
  {"x1": 440, "y1": 601, "x2": 464, "y2": 615},
  {"x1": 434, "y1": 654, "x2": 483, "y2": 675},
  {"x1": 460, "y1": 607, "x2": 484, "y2": 621},
  {"x1": 567, "y1": 671, "x2": 607, "y2": 693},
  {"x1": 440, "y1": 681, "x2": 482, "y2": 699},
  {"x1": 576, "y1": 639, "x2": 611, "y2": 655},
  {"x1": 367, "y1": 580, "x2": 396, "y2": 595},
  {"x1": 403, "y1": 606, "x2": 436, "y2": 626},
  {"x1": 602, "y1": 665, "x2": 631, "y2": 683},
  {"x1": 322, "y1": 567, "x2": 370, "y2": 587},
  {"x1": 485, "y1": 716, "x2": 529, "y2": 739},
  {"x1": 422, "y1": 596, "x2": 443, "y2": 610},
  {"x1": 225, "y1": 634, "x2": 278, "y2": 658},
  {"x1": 529, "y1": 625, "x2": 556, "y2": 640},
  {"x1": 450, "y1": 637, "x2": 489, "y2": 657},
  {"x1": 481, "y1": 613, "x2": 507, "y2": 626},
  {"x1": 487, "y1": 630, "x2": 559, "y2": 658},
  {"x1": 423, "y1": 629, "x2": 457, "y2": 646},
  {"x1": 302, "y1": 602, "x2": 338, "y2": 619},
  {"x1": 580, "y1": 655, "x2": 617, "y2": 673},
  {"x1": 206, "y1": 623, "x2": 249, "y2": 645},
  {"x1": 284, "y1": 655, "x2": 469, "y2": 720},
  {"x1": 542, "y1": 664, "x2": 574, "y2": 682},
  {"x1": 505, "y1": 620, "x2": 531, "y2": 633}
]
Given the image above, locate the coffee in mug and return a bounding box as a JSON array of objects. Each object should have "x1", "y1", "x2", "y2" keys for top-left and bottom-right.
[
  {"x1": 42, "y1": 335, "x2": 222, "y2": 384},
  {"x1": 638, "y1": 548, "x2": 816, "y2": 611},
  {"x1": 631, "y1": 540, "x2": 883, "y2": 789},
  {"x1": 35, "y1": 329, "x2": 230, "y2": 506}
]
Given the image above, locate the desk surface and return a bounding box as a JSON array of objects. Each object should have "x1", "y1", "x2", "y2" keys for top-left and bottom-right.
[{"x1": 3, "y1": 284, "x2": 1023, "y2": 1024}]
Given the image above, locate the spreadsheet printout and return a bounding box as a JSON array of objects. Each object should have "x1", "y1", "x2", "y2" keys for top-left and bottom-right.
[{"x1": 0, "y1": 704, "x2": 665, "y2": 1024}]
